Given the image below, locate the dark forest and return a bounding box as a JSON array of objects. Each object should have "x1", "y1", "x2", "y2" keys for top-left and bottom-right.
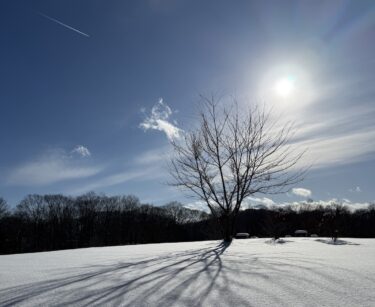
[{"x1": 0, "y1": 194, "x2": 374, "y2": 255}]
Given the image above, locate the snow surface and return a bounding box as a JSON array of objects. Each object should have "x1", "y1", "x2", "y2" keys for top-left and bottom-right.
[{"x1": 1, "y1": 238, "x2": 374, "y2": 306}]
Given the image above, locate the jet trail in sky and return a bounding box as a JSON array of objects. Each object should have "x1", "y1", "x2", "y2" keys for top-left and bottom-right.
[{"x1": 37, "y1": 11, "x2": 90, "y2": 38}]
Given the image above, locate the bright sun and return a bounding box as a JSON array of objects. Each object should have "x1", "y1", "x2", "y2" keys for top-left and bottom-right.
[{"x1": 275, "y1": 77, "x2": 294, "y2": 97}]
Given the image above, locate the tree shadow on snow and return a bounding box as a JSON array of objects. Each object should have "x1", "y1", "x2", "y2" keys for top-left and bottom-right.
[
  {"x1": 0, "y1": 239, "x2": 372, "y2": 307},
  {"x1": 264, "y1": 238, "x2": 294, "y2": 245},
  {"x1": 315, "y1": 239, "x2": 360, "y2": 246},
  {"x1": 0, "y1": 241, "x2": 236, "y2": 307}
]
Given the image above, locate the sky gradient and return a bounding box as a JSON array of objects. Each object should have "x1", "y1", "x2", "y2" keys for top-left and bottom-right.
[{"x1": 1, "y1": 0, "x2": 374, "y2": 209}]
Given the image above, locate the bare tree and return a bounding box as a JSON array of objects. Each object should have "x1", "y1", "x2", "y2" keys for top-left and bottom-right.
[
  {"x1": 322, "y1": 202, "x2": 349, "y2": 243},
  {"x1": 0, "y1": 197, "x2": 9, "y2": 219},
  {"x1": 169, "y1": 97, "x2": 306, "y2": 241},
  {"x1": 163, "y1": 201, "x2": 208, "y2": 224}
]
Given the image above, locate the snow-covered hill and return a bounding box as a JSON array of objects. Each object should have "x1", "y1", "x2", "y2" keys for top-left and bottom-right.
[{"x1": 1, "y1": 238, "x2": 374, "y2": 306}]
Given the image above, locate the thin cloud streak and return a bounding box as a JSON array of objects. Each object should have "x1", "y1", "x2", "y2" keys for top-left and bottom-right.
[
  {"x1": 69, "y1": 147, "x2": 172, "y2": 195},
  {"x1": 37, "y1": 11, "x2": 90, "y2": 38},
  {"x1": 133, "y1": 146, "x2": 172, "y2": 165},
  {"x1": 295, "y1": 128, "x2": 375, "y2": 169},
  {"x1": 6, "y1": 148, "x2": 100, "y2": 186},
  {"x1": 7, "y1": 158, "x2": 100, "y2": 186},
  {"x1": 70, "y1": 166, "x2": 165, "y2": 195}
]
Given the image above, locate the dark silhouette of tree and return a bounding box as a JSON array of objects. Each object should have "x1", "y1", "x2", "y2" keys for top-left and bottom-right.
[
  {"x1": 169, "y1": 97, "x2": 306, "y2": 241},
  {"x1": 163, "y1": 201, "x2": 208, "y2": 224},
  {"x1": 321, "y1": 203, "x2": 349, "y2": 242},
  {"x1": 0, "y1": 197, "x2": 9, "y2": 219},
  {"x1": 263, "y1": 207, "x2": 288, "y2": 240}
]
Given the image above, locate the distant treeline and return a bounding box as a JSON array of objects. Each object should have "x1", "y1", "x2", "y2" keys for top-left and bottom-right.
[
  {"x1": 0, "y1": 194, "x2": 215, "y2": 255},
  {"x1": 235, "y1": 203, "x2": 375, "y2": 240},
  {"x1": 0, "y1": 194, "x2": 374, "y2": 254}
]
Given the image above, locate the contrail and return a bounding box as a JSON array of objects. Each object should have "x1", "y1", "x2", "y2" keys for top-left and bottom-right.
[{"x1": 37, "y1": 11, "x2": 90, "y2": 38}]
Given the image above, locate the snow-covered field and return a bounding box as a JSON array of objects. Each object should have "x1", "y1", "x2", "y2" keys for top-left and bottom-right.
[{"x1": 1, "y1": 238, "x2": 374, "y2": 307}]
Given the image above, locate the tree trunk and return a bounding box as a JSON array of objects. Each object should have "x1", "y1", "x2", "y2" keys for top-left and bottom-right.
[{"x1": 221, "y1": 214, "x2": 234, "y2": 242}]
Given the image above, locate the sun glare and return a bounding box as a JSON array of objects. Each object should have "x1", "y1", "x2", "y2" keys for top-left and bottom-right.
[{"x1": 275, "y1": 77, "x2": 294, "y2": 97}]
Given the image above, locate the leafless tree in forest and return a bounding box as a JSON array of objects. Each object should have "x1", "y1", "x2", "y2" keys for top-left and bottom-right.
[
  {"x1": 169, "y1": 97, "x2": 307, "y2": 241},
  {"x1": 0, "y1": 197, "x2": 9, "y2": 219},
  {"x1": 163, "y1": 201, "x2": 208, "y2": 224}
]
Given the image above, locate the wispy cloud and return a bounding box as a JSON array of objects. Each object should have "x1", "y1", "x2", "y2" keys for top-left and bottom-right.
[
  {"x1": 69, "y1": 145, "x2": 172, "y2": 195},
  {"x1": 263, "y1": 80, "x2": 375, "y2": 170},
  {"x1": 71, "y1": 145, "x2": 91, "y2": 157},
  {"x1": 133, "y1": 146, "x2": 171, "y2": 165},
  {"x1": 70, "y1": 165, "x2": 164, "y2": 195},
  {"x1": 288, "y1": 126, "x2": 375, "y2": 170},
  {"x1": 292, "y1": 187, "x2": 312, "y2": 198},
  {"x1": 140, "y1": 98, "x2": 182, "y2": 141},
  {"x1": 37, "y1": 11, "x2": 90, "y2": 38},
  {"x1": 7, "y1": 148, "x2": 100, "y2": 186},
  {"x1": 349, "y1": 186, "x2": 361, "y2": 193}
]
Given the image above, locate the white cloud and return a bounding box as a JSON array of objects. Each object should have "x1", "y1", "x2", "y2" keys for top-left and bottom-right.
[
  {"x1": 341, "y1": 199, "x2": 369, "y2": 211},
  {"x1": 184, "y1": 201, "x2": 211, "y2": 213},
  {"x1": 71, "y1": 145, "x2": 91, "y2": 157},
  {"x1": 139, "y1": 98, "x2": 182, "y2": 141},
  {"x1": 7, "y1": 149, "x2": 101, "y2": 186},
  {"x1": 185, "y1": 197, "x2": 277, "y2": 212},
  {"x1": 270, "y1": 199, "x2": 371, "y2": 212},
  {"x1": 242, "y1": 197, "x2": 276, "y2": 209},
  {"x1": 185, "y1": 197, "x2": 371, "y2": 213},
  {"x1": 287, "y1": 199, "x2": 371, "y2": 212},
  {"x1": 349, "y1": 186, "x2": 361, "y2": 193},
  {"x1": 292, "y1": 188, "x2": 312, "y2": 198}
]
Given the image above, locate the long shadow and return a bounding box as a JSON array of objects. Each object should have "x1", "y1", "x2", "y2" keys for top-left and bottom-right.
[
  {"x1": 0, "y1": 241, "x2": 233, "y2": 307},
  {"x1": 1, "y1": 240, "x2": 373, "y2": 306},
  {"x1": 76, "y1": 241, "x2": 231, "y2": 307},
  {"x1": 315, "y1": 239, "x2": 360, "y2": 245}
]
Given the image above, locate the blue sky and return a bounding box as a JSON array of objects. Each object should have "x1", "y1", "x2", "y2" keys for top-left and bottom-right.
[{"x1": 1, "y1": 0, "x2": 374, "y2": 208}]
